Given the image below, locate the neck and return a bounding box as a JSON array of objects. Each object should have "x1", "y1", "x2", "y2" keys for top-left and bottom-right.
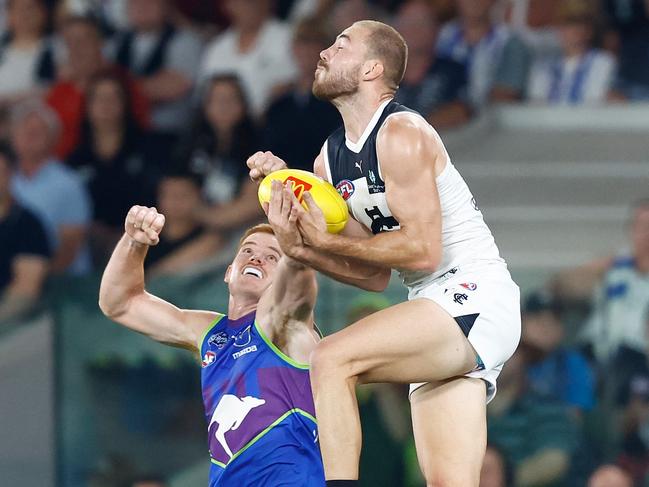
[
  {"x1": 564, "y1": 44, "x2": 589, "y2": 59},
  {"x1": 238, "y1": 22, "x2": 264, "y2": 52},
  {"x1": 11, "y1": 32, "x2": 41, "y2": 48},
  {"x1": 19, "y1": 157, "x2": 48, "y2": 178},
  {"x1": 163, "y1": 219, "x2": 196, "y2": 240},
  {"x1": 334, "y1": 91, "x2": 393, "y2": 143},
  {"x1": 462, "y1": 17, "x2": 491, "y2": 44},
  {"x1": 227, "y1": 296, "x2": 258, "y2": 320}
]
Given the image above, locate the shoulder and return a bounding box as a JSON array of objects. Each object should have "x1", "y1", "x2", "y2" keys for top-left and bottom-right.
[
  {"x1": 379, "y1": 110, "x2": 432, "y2": 140},
  {"x1": 204, "y1": 29, "x2": 235, "y2": 55}
]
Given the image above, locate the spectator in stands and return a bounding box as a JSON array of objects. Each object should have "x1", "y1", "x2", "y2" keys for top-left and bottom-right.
[
  {"x1": 10, "y1": 100, "x2": 92, "y2": 274},
  {"x1": 0, "y1": 0, "x2": 56, "y2": 106},
  {"x1": 393, "y1": 0, "x2": 470, "y2": 130},
  {"x1": 328, "y1": 0, "x2": 388, "y2": 34},
  {"x1": 200, "y1": 0, "x2": 297, "y2": 116},
  {"x1": 177, "y1": 75, "x2": 263, "y2": 233},
  {"x1": 479, "y1": 443, "x2": 513, "y2": 487},
  {"x1": 502, "y1": 0, "x2": 562, "y2": 57},
  {"x1": 527, "y1": 0, "x2": 616, "y2": 105},
  {"x1": 436, "y1": 0, "x2": 531, "y2": 107},
  {"x1": 579, "y1": 199, "x2": 649, "y2": 367},
  {"x1": 0, "y1": 142, "x2": 50, "y2": 323},
  {"x1": 522, "y1": 290, "x2": 596, "y2": 414},
  {"x1": 587, "y1": 464, "x2": 633, "y2": 487},
  {"x1": 144, "y1": 169, "x2": 221, "y2": 276},
  {"x1": 47, "y1": 15, "x2": 149, "y2": 158},
  {"x1": 605, "y1": 0, "x2": 649, "y2": 100},
  {"x1": 618, "y1": 371, "x2": 649, "y2": 483},
  {"x1": 488, "y1": 350, "x2": 579, "y2": 486},
  {"x1": 67, "y1": 72, "x2": 166, "y2": 264},
  {"x1": 263, "y1": 17, "x2": 340, "y2": 171},
  {"x1": 110, "y1": 0, "x2": 202, "y2": 134}
]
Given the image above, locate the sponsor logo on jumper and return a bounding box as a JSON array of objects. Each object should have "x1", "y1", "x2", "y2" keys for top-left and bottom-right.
[
  {"x1": 460, "y1": 283, "x2": 477, "y2": 291},
  {"x1": 336, "y1": 179, "x2": 355, "y2": 200},
  {"x1": 202, "y1": 351, "x2": 216, "y2": 368},
  {"x1": 355, "y1": 160, "x2": 363, "y2": 172},
  {"x1": 209, "y1": 394, "x2": 266, "y2": 458},
  {"x1": 283, "y1": 177, "x2": 313, "y2": 202},
  {"x1": 453, "y1": 293, "x2": 468, "y2": 305},
  {"x1": 232, "y1": 345, "x2": 257, "y2": 359}
]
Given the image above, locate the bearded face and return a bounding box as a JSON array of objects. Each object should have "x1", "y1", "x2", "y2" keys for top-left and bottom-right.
[{"x1": 312, "y1": 57, "x2": 362, "y2": 101}]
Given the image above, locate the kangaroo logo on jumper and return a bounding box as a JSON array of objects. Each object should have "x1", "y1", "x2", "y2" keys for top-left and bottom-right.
[
  {"x1": 233, "y1": 325, "x2": 251, "y2": 347},
  {"x1": 368, "y1": 170, "x2": 376, "y2": 185},
  {"x1": 336, "y1": 179, "x2": 355, "y2": 200},
  {"x1": 284, "y1": 177, "x2": 312, "y2": 203},
  {"x1": 209, "y1": 394, "x2": 266, "y2": 459},
  {"x1": 208, "y1": 331, "x2": 228, "y2": 349}
]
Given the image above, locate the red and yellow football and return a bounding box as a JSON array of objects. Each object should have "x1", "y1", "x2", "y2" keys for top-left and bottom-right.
[{"x1": 258, "y1": 169, "x2": 349, "y2": 234}]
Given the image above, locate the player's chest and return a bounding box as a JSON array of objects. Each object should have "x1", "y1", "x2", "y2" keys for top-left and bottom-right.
[{"x1": 201, "y1": 324, "x2": 262, "y2": 372}]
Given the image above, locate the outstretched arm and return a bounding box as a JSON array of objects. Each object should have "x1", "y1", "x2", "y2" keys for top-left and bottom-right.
[
  {"x1": 296, "y1": 114, "x2": 443, "y2": 273},
  {"x1": 255, "y1": 182, "x2": 318, "y2": 342},
  {"x1": 99, "y1": 206, "x2": 217, "y2": 351}
]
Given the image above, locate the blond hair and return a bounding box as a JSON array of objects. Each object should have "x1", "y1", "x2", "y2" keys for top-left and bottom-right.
[{"x1": 237, "y1": 224, "x2": 275, "y2": 250}]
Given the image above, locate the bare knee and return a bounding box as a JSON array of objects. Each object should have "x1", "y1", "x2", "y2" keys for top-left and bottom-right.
[{"x1": 309, "y1": 338, "x2": 357, "y2": 386}]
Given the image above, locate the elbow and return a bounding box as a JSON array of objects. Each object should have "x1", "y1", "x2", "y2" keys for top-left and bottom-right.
[
  {"x1": 411, "y1": 247, "x2": 441, "y2": 273},
  {"x1": 362, "y1": 269, "x2": 391, "y2": 292},
  {"x1": 98, "y1": 296, "x2": 120, "y2": 319}
]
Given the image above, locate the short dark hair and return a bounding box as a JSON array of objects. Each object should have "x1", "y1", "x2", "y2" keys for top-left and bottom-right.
[
  {"x1": 161, "y1": 166, "x2": 204, "y2": 190},
  {"x1": 355, "y1": 20, "x2": 408, "y2": 91}
]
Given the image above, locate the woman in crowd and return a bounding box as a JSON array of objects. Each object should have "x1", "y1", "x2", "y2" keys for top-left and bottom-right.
[
  {"x1": 176, "y1": 74, "x2": 262, "y2": 236},
  {"x1": 67, "y1": 71, "x2": 168, "y2": 263},
  {"x1": 0, "y1": 0, "x2": 56, "y2": 106}
]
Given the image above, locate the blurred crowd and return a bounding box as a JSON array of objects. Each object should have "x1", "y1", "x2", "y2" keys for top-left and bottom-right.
[{"x1": 0, "y1": 0, "x2": 648, "y2": 485}]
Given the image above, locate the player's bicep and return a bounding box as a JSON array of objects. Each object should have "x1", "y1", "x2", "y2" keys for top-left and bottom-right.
[
  {"x1": 117, "y1": 292, "x2": 216, "y2": 351},
  {"x1": 378, "y1": 116, "x2": 443, "y2": 259}
]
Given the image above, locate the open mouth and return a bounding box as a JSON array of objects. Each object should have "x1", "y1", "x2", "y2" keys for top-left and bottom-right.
[{"x1": 242, "y1": 266, "x2": 263, "y2": 279}]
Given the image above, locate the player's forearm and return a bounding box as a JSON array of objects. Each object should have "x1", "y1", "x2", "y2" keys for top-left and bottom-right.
[
  {"x1": 314, "y1": 227, "x2": 440, "y2": 274},
  {"x1": 292, "y1": 245, "x2": 390, "y2": 292},
  {"x1": 99, "y1": 234, "x2": 149, "y2": 318},
  {"x1": 271, "y1": 257, "x2": 318, "y2": 321}
]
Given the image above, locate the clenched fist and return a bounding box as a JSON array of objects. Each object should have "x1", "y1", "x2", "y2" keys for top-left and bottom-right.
[
  {"x1": 247, "y1": 151, "x2": 287, "y2": 183},
  {"x1": 125, "y1": 205, "x2": 165, "y2": 246}
]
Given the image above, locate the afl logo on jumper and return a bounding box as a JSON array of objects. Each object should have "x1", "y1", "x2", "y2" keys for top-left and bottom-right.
[
  {"x1": 202, "y1": 351, "x2": 216, "y2": 368},
  {"x1": 336, "y1": 180, "x2": 355, "y2": 200}
]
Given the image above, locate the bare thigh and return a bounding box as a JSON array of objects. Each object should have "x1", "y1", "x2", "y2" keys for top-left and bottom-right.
[
  {"x1": 316, "y1": 298, "x2": 477, "y2": 385},
  {"x1": 411, "y1": 378, "x2": 487, "y2": 486}
]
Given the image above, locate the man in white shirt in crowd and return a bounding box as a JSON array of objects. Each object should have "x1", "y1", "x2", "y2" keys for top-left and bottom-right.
[
  {"x1": 436, "y1": 0, "x2": 532, "y2": 107},
  {"x1": 200, "y1": 0, "x2": 297, "y2": 117}
]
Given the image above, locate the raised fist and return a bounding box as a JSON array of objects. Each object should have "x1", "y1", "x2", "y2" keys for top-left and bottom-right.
[
  {"x1": 125, "y1": 205, "x2": 165, "y2": 246},
  {"x1": 247, "y1": 151, "x2": 287, "y2": 183}
]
